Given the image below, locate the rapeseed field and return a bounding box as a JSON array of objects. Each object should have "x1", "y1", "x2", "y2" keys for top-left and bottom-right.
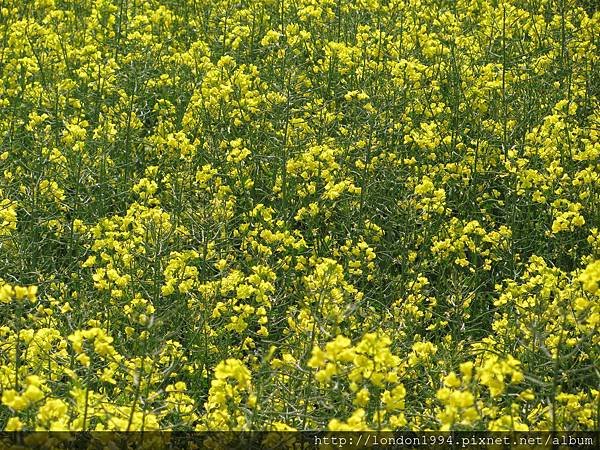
[{"x1": 0, "y1": 0, "x2": 599, "y2": 433}]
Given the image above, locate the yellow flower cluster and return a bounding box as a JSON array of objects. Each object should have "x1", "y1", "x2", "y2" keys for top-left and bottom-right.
[
  {"x1": 308, "y1": 333, "x2": 407, "y2": 430},
  {"x1": 197, "y1": 359, "x2": 256, "y2": 431}
]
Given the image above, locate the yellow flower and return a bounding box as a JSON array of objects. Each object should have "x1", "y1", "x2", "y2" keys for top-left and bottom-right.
[
  {"x1": 354, "y1": 388, "x2": 370, "y2": 407},
  {"x1": 2, "y1": 390, "x2": 28, "y2": 411},
  {"x1": 579, "y1": 260, "x2": 600, "y2": 294},
  {"x1": 443, "y1": 372, "x2": 461, "y2": 388},
  {"x1": 5, "y1": 417, "x2": 23, "y2": 431}
]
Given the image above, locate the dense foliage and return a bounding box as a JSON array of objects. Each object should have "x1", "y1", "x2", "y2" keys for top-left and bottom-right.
[{"x1": 0, "y1": 0, "x2": 599, "y2": 431}]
